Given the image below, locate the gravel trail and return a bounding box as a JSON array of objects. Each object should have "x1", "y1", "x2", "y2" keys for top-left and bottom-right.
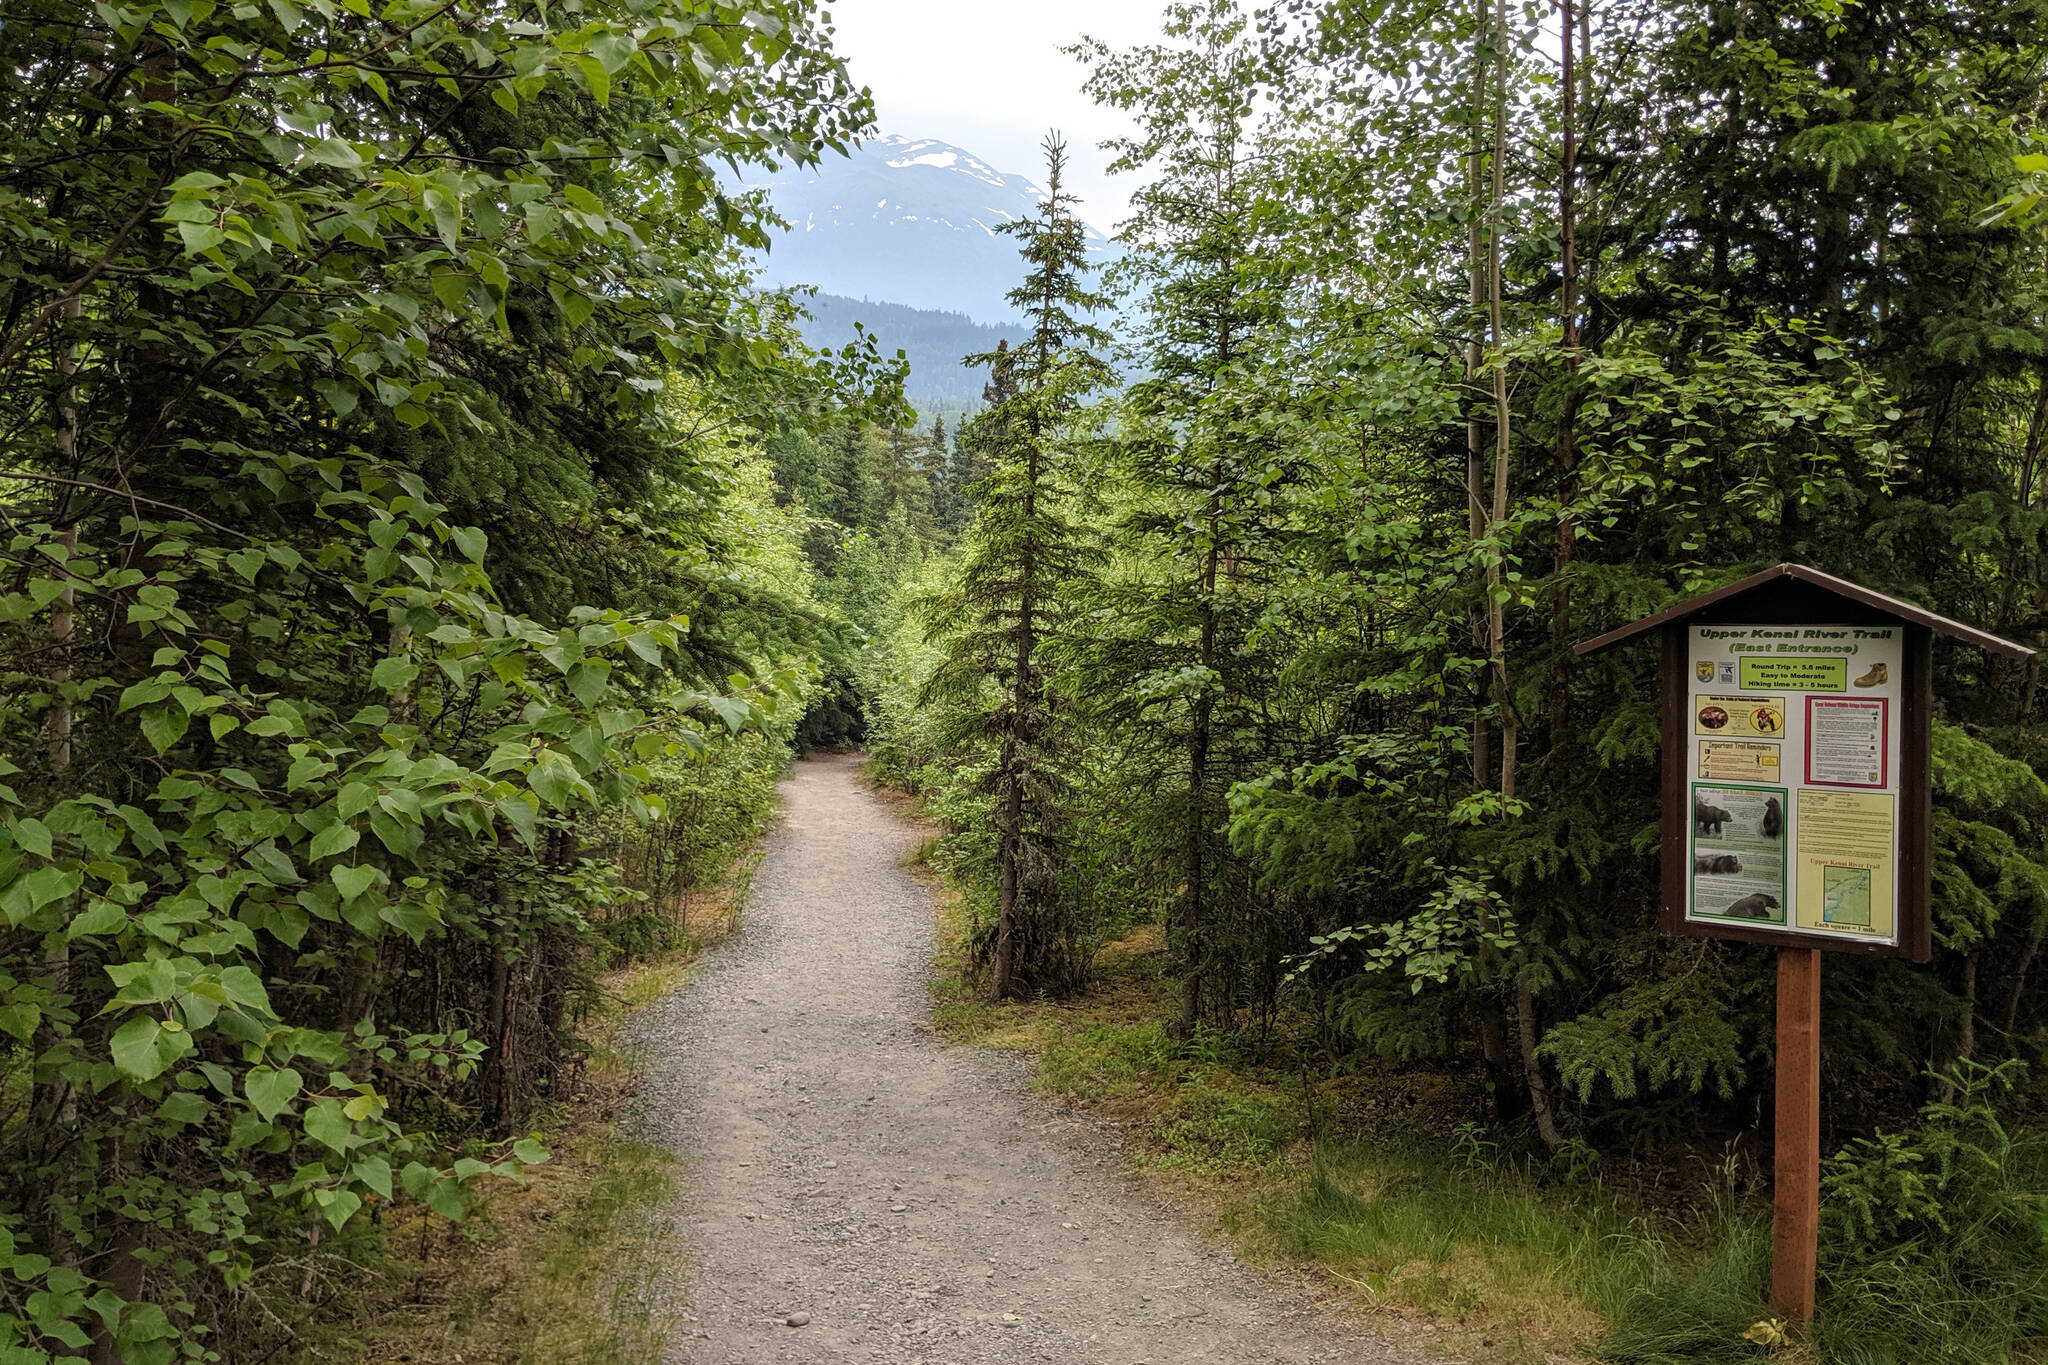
[{"x1": 629, "y1": 752, "x2": 1413, "y2": 1365}]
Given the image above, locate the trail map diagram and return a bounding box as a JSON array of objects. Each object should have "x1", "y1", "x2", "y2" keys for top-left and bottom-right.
[{"x1": 1821, "y1": 865, "x2": 1873, "y2": 928}]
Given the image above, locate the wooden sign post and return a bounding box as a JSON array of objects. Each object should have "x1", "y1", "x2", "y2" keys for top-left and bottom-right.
[
  {"x1": 1577, "y1": 564, "x2": 2035, "y2": 1325},
  {"x1": 1773, "y1": 945, "x2": 1820, "y2": 1320}
]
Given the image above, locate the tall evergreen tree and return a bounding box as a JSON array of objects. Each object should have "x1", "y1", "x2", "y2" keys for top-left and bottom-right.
[
  {"x1": 1081, "y1": 0, "x2": 1300, "y2": 1033},
  {"x1": 928, "y1": 136, "x2": 1111, "y2": 1000},
  {"x1": 926, "y1": 413, "x2": 961, "y2": 533},
  {"x1": 823, "y1": 422, "x2": 887, "y2": 530}
]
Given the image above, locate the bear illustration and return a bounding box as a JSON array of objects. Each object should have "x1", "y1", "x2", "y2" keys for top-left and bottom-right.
[
  {"x1": 1695, "y1": 797, "x2": 1734, "y2": 837},
  {"x1": 1762, "y1": 797, "x2": 1784, "y2": 839},
  {"x1": 1725, "y1": 893, "x2": 1780, "y2": 920},
  {"x1": 1695, "y1": 853, "x2": 1743, "y2": 875}
]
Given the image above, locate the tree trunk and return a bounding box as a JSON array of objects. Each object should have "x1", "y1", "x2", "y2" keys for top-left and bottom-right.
[
  {"x1": 1516, "y1": 977, "x2": 1564, "y2": 1148},
  {"x1": 1937, "y1": 952, "x2": 1978, "y2": 1105},
  {"x1": 1181, "y1": 523, "x2": 1220, "y2": 1036},
  {"x1": 1466, "y1": 0, "x2": 1492, "y2": 791},
  {"x1": 1486, "y1": 0, "x2": 1517, "y2": 811},
  {"x1": 1481, "y1": 0, "x2": 1559, "y2": 1146},
  {"x1": 992, "y1": 749, "x2": 1020, "y2": 1002},
  {"x1": 1549, "y1": 0, "x2": 1582, "y2": 748},
  {"x1": 486, "y1": 866, "x2": 516, "y2": 1128},
  {"x1": 35, "y1": 282, "x2": 84, "y2": 1264},
  {"x1": 993, "y1": 406, "x2": 1041, "y2": 1002}
]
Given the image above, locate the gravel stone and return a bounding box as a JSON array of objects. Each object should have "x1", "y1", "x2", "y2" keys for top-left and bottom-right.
[{"x1": 628, "y1": 753, "x2": 1416, "y2": 1363}]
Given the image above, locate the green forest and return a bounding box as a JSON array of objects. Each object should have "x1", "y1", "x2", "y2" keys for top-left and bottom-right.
[{"x1": 4, "y1": 0, "x2": 2048, "y2": 1360}]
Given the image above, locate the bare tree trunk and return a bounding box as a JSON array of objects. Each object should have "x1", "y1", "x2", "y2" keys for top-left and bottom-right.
[
  {"x1": 992, "y1": 401, "x2": 1043, "y2": 1002},
  {"x1": 1466, "y1": 0, "x2": 1492, "y2": 792},
  {"x1": 1181, "y1": 518, "x2": 1220, "y2": 1035},
  {"x1": 992, "y1": 740, "x2": 1020, "y2": 1002},
  {"x1": 2006, "y1": 921, "x2": 2044, "y2": 1032},
  {"x1": 1938, "y1": 952, "x2": 1978, "y2": 1105},
  {"x1": 1548, "y1": 0, "x2": 1582, "y2": 748},
  {"x1": 36, "y1": 284, "x2": 83, "y2": 1263},
  {"x1": 1485, "y1": 0, "x2": 1517, "y2": 811},
  {"x1": 1483, "y1": 0, "x2": 1560, "y2": 1148},
  {"x1": 1516, "y1": 975, "x2": 1563, "y2": 1147}
]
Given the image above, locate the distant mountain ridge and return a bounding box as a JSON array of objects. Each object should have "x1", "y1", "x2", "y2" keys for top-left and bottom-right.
[
  {"x1": 741, "y1": 134, "x2": 1116, "y2": 326},
  {"x1": 795, "y1": 293, "x2": 1021, "y2": 410}
]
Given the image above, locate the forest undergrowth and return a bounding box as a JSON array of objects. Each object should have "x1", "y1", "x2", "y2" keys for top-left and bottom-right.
[
  {"x1": 919, "y1": 830, "x2": 2048, "y2": 1365},
  {"x1": 307, "y1": 850, "x2": 759, "y2": 1365}
]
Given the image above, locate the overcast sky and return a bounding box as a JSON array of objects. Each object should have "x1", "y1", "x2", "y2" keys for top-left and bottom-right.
[{"x1": 824, "y1": 0, "x2": 1171, "y2": 230}]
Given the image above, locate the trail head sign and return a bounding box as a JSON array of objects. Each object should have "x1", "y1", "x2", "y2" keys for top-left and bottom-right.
[
  {"x1": 1686, "y1": 623, "x2": 1906, "y2": 950},
  {"x1": 1579, "y1": 562, "x2": 2037, "y2": 962},
  {"x1": 1579, "y1": 563, "x2": 2035, "y2": 1325}
]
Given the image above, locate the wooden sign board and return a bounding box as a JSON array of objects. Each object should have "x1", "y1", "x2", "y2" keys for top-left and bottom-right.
[
  {"x1": 1662, "y1": 619, "x2": 1931, "y2": 961},
  {"x1": 1579, "y1": 564, "x2": 2034, "y2": 1324},
  {"x1": 1571, "y1": 561, "x2": 2038, "y2": 962}
]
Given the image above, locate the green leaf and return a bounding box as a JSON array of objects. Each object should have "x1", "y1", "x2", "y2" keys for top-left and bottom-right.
[
  {"x1": 338, "y1": 782, "x2": 379, "y2": 819},
  {"x1": 303, "y1": 1098, "x2": 352, "y2": 1153},
  {"x1": 11, "y1": 817, "x2": 53, "y2": 858},
  {"x1": 303, "y1": 137, "x2": 368, "y2": 168},
  {"x1": 424, "y1": 1176, "x2": 470, "y2": 1221},
  {"x1": 3, "y1": 865, "x2": 82, "y2": 925},
  {"x1": 528, "y1": 750, "x2": 582, "y2": 811},
  {"x1": 309, "y1": 822, "x2": 359, "y2": 859},
  {"x1": 287, "y1": 754, "x2": 329, "y2": 791},
  {"x1": 140, "y1": 703, "x2": 190, "y2": 754},
  {"x1": 219, "y1": 964, "x2": 272, "y2": 1011},
  {"x1": 68, "y1": 898, "x2": 128, "y2": 938},
  {"x1": 245, "y1": 1065, "x2": 303, "y2": 1121},
  {"x1": 430, "y1": 271, "x2": 473, "y2": 313},
  {"x1": 353, "y1": 1154, "x2": 394, "y2": 1199},
  {"x1": 566, "y1": 659, "x2": 611, "y2": 707},
  {"x1": 156, "y1": 1090, "x2": 208, "y2": 1126},
  {"x1": 498, "y1": 792, "x2": 540, "y2": 846},
  {"x1": 573, "y1": 54, "x2": 611, "y2": 105},
  {"x1": 371, "y1": 657, "x2": 419, "y2": 691},
  {"x1": 318, "y1": 1187, "x2": 363, "y2": 1231},
  {"x1": 450, "y1": 525, "x2": 488, "y2": 563},
  {"x1": 0, "y1": 1002, "x2": 39, "y2": 1041},
  {"x1": 111, "y1": 1015, "x2": 191, "y2": 1081},
  {"x1": 331, "y1": 864, "x2": 381, "y2": 902},
  {"x1": 379, "y1": 901, "x2": 437, "y2": 943},
  {"x1": 511, "y1": 1138, "x2": 549, "y2": 1165},
  {"x1": 317, "y1": 380, "x2": 359, "y2": 417}
]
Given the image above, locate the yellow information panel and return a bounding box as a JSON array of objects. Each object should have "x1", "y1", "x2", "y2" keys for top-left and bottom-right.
[
  {"x1": 1793, "y1": 790, "x2": 1896, "y2": 939},
  {"x1": 1686, "y1": 625, "x2": 1902, "y2": 945},
  {"x1": 1700, "y1": 739, "x2": 1782, "y2": 782},
  {"x1": 1694, "y1": 695, "x2": 1787, "y2": 739}
]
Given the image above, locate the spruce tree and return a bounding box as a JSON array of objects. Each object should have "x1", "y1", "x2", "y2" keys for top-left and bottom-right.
[
  {"x1": 926, "y1": 413, "x2": 958, "y2": 533},
  {"x1": 823, "y1": 422, "x2": 887, "y2": 530},
  {"x1": 928, "y1": 136, "x2": 1112, "y2": 1000},
  {"x1": 1080, "y1": 0, "x2": 1296, "y2": 1032}
]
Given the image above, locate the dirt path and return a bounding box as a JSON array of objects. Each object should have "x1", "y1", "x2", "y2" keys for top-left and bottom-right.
[{"x1": 629, "y1": 753, "x2": 1412, "y2": 1364}]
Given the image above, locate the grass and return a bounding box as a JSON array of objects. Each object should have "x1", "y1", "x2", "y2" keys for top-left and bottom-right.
[
  {"x1": 926, "y1": 904, "x2": 2048, "y2": 1365},
  {"x1": 895, "y1": 770, "x2": 2048, "y2": 1365},
  {"x1": 336, "y1": 1129, "x2": 682, "y2": 1365},
  {"x1": 920, "y1": 888, "x2": 1800, "y2": 1364}
]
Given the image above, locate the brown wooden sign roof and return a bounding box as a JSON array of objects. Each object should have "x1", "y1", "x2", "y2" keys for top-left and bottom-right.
[{"x1": 1575, "y1": 562, "x2": 2036, "y2": 660}]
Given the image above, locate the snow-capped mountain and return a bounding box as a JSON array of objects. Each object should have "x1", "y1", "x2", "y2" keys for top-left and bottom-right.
[{"x1": 740, "y1": 134, "x2": 1116, "y2": 326}]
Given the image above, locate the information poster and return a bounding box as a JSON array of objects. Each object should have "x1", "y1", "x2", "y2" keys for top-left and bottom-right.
[
  {"x1": 1690, "y1": 781, "x2": 1788, "y2": 923},
  {"x1": 1685, "y1": 625, "x2": 1903, "y2": 944},
  {"x1": 1793, "y1": 790, "x2": 1897, "y2": 939},
  {"x1": 1699, "y1": 740, "x2": 1782, "y2": 782}
]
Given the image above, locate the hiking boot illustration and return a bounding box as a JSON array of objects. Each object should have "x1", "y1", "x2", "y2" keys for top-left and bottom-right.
[{"x1": 1854, "y1": 662, "x2": 1888, "y2": 688}]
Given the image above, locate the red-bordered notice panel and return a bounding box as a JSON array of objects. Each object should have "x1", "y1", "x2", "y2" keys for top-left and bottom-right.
[{"x1": 1804, "y1": 696, "x2": 1889, "y2": 789}]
